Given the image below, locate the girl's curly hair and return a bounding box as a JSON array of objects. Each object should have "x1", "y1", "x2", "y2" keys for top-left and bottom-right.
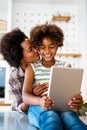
[{"x1": 30, "y1": 23, "x2": 64, "y2": 47}]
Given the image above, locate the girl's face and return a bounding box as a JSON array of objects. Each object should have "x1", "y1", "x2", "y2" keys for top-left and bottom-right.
[{"x1": 39, "y1": 38, "x2": 58, "y2": 66}]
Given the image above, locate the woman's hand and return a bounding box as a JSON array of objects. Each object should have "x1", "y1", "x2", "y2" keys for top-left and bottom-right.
[
  {"x1": 39, "y1": 95, "x2": 54, "y2": 110},
  {"x1": 33, "y1": 83, "x2": 48, "y2": 96},
  {"x1": 68, "y1": 93, "x2": 83, "y2": 110}
]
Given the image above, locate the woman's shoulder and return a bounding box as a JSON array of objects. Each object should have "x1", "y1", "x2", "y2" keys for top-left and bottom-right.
[{"x1": 10, "y1": 66, "x2": 24, "y2": 77}]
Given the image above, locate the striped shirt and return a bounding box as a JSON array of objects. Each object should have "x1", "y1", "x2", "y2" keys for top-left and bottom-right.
[{"x1": 31, "y1": 59, "x2": 71, "y2": 88}]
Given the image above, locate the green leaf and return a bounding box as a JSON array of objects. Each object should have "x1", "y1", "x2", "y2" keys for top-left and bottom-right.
[{"x1": 78, "y1": 103, "x2": 87, "y2": 116}]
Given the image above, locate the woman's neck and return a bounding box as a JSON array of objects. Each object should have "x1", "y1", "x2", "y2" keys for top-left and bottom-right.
[{"x1": 20, "y1": 61, "x2": 28, "y2": 71}]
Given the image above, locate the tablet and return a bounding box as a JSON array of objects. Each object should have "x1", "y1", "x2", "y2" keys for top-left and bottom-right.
[{"x1": 48, "y1": 67, "x2": 83, "y2": 111}]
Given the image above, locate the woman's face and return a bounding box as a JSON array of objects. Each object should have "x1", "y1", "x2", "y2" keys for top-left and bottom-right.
[{"x1": 21, "y1": 39, "x2": 40, "y2": 64}]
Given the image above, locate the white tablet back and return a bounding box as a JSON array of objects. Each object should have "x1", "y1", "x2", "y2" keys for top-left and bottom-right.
[{"x1": 48, "y1": 67, "x2": 83, "y2": 111}]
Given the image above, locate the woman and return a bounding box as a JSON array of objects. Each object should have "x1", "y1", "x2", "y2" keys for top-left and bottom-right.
[{"x1": 0, "y1": 28, "x2": 48, "y2": 112}]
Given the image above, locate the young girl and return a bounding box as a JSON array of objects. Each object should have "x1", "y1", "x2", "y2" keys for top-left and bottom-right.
[{"x1": 22, "y1": 24, "x2": 87, "y2": 130}]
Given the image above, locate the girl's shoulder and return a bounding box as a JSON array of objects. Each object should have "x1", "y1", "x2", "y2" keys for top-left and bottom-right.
[{"x1": 30, "y1": 59, "x2": 42, "y2": 72}]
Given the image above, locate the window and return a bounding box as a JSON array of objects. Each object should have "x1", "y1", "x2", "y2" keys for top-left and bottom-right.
[{"x1": 0, "y1": 67, "x2": 6, "y2": 98}]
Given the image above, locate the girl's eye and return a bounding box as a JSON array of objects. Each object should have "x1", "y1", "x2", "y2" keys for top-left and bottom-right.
[
  {"x1": 49, "y1": 45, "x2": 55, "y2": 48},
  {"x1": 39, "y1": 44, "x2": 56, "y2": 49},
  {"x1": 40, "y1": 46, "x2": 45, "y2": 49}
]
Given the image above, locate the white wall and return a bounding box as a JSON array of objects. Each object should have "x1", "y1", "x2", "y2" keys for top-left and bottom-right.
[
  {"x1": 81, "y1": 0, "x2": 87, "y2": 102},
  {"x1": 0, "y1": 0, "x2": 8, "y2": 20}
]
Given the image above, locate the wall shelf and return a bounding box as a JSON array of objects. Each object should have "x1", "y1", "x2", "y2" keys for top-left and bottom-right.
[
  {"x1": 56, "y1": 53, "x2": 81, "y2": 57},
  {"x1": 0, "y1": 19, "x2": 7, "y2": 32},
  {"x1": 52, "y1": 15, "x2": 71, "y2": 22},
  {"x1": 0, "y1": 101, "x2": 11, "y2": 106}
]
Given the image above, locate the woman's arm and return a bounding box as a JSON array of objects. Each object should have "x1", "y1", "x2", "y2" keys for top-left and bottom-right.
[{"x1": 33, "y1": 83, "x2": 48, "y2": 96}]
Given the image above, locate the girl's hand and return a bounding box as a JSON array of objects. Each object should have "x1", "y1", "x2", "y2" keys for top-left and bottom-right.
[
  {"x1": 39, "y1": 96, "x2": 54, "y2": 110},
  {"x1": 33, "y1": 83, "x2": 48, "y2": 96},
  {"x1": 68, "y1": 94, "x2": 83, "y2": 110}
]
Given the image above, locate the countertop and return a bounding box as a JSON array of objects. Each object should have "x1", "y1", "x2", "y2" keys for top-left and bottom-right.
[
  {"x1": 0, "y1": 111, "x2": 87, "y2": 130},
  {"x1": 0, "y1": 111, "x2": 38, "y2": 130}
]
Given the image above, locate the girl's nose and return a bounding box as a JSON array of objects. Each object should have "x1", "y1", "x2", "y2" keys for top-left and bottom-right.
[{"x1": 45, "y1": 47, "x2": 49, "y2": 52}]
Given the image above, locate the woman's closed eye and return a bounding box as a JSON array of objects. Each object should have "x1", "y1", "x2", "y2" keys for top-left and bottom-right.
[{"x1": 26, "y1": 45, "x2": 33, "y2": 52}]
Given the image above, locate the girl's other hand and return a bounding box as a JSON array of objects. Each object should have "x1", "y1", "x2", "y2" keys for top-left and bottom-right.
[{"x1": 39, "y1": 95, "x2": 54, "y2": 110}]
